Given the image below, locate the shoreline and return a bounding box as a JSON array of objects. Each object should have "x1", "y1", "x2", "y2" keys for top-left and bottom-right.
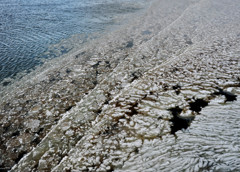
[
  {"x1": 1, "y1": 0, "x2": 240, "y2": 171},
  {"x1": 0, "y1": 0, "x2": 151, "y2": 94},
  {"x1": 0, "y1": 0, "x2": 148, "y2": 84}
]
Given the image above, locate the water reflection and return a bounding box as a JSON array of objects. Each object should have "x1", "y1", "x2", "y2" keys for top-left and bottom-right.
[{"x1": 0, "y1": 0, "x2": 144, "y2": 82}]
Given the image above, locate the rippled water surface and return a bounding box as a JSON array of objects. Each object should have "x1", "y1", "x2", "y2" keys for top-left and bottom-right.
[{"x1": 0, "y1": 0, "x2": 144, "y2": 82}]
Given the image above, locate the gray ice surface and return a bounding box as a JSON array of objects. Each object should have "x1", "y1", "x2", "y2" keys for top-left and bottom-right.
[{"x1": 0, "y1": 0, "x2": 239, "y2": 171}]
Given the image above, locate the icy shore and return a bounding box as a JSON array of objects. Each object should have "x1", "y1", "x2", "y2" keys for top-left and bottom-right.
[{"x1": 0, "y1": 0, "x2": 240, "y2": 171}]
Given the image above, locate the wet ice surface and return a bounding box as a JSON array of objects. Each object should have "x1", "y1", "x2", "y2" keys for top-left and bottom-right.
[
  {"x1": 118, "y1": 97, "x2": 240, "y2": 172},
  {"x1": 1, "y1": 0, "x2": 189, "y2": 169},
  {"x1": 50, "y1": 46, "x2": 240, "y2": 172},
  {"x1": 0, "y1": 0, "x2": 240, "y2": 171}
]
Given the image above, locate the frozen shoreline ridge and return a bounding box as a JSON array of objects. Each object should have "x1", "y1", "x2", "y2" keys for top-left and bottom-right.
[{"x1": 0, "y1": 0, "x2": 240, "y2": 171}]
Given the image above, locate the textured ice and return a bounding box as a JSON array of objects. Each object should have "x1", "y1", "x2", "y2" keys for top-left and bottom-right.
[{"x1": 0, "y1": 0, "x2": 240, "y2": 171}]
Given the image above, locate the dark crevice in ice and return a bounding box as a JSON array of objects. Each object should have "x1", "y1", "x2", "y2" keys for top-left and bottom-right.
[
  {"x1": 14, "y1": 151, "x2": 27, "y2": 164},
  {"x1": 172, "y1": 84, "x2": 181, "y2": 95},
  {"x1": 130, "y1": 72, "x2": 140, "y2": 83},
  {"x1": 31, "y1": 136, "x2": 41, "y2": 146},
  {"x1": 162, "y1": 83, "x2": 169, "y2": 91},
  {"x1": 93, "y1": 80, "x2": 98, "y2": 86},
  {"x1": 97, "y1": 109, "x2": 102, "y2": 114},
  {"x1": 36, "y1": 128, "x2": 44, "y2": 135},
  {"x1": 168, "y1": 89, "x2": 238, "y2": 135},
  {"x1": 0, "y1": 165, "x2": 10, "y2": 172},
  {"x1": 168, "y1": 106, "x2": 195, "y2": 135},
  {"x1": 105, "y1": 61, "x2": 111, "y2": 68},
  {"x1": 172, "y1": 84, "x2": 181, "y2": 90},
  {"x1": 106, "y1": 166, "x2": 114, "y2": 172},
  {"x1": 11, "y1": 130, "x2": 20, "y2": 137},
  {"x1": 133, "y1": 147, "x2": 139, "y2": 154},
  {"x1": 170, "y1": 67, "x2": 179, "y2": 73},
  {"x1": 92, "y1": 61, "x2": 101, "y2": 69},
  {"x1": 104, "y1": 100, "x2": 109, "y2": 105},
  {"x1": 104, "y1": 93, "x2": 111, "y2": 105},
  {"x1": 213, "y1": 88, "x2": 237, "y2": 102},
  {"x1": 66, "y1": 68, "x2": 72, "y2": 74},
  {"x1": 126, "y1": 102, "x2": 138, "y2": 116},
  {"x1": 65, "y1": 105, "x2": 73, "y2": 112},
  {"x1": 142, "y1": 95, "x2": 156, "y2": 102},
  {"x1": 65, "y1": 168, "x2": 71, "y2": 172},
  {"x1": 126, "y1": 40, "x2": 134, "y2": 48},
  {"x1": 32, "y1": 161, "x2": 39, "y2": 171},
  {"x1": 75, "y1": 51, "x2": 86, "y2": 59},
  {"x1": 189, "y1": 98, "x2": 209, "y2": 113},
  {"x1": 115, "y1": 101, "x2": 123, "y2": 108},
  {"x1": 94, "y1": 109, "x2": 102, "y2": 115},
  {"x1": 2, "y1": 81, "x2": 11, "y2": 86}
]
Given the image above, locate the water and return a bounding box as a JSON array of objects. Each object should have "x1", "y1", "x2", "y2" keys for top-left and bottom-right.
[{"x1": 0, "y1": 0, "x2": 144, "y2": 83}]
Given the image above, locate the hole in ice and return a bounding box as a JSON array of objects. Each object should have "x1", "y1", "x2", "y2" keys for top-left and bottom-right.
[
  {"x1": 130, "y1": 72, "x2": 139, "y2": 82},
  {"x1": 94, "y1": 109, "x2": 102, "y2": 114},
  {"x1": 93, "y1": 80, "x2": 98, "y2": 86},
  {"x1": 104, "y1": 100, "x2": 109, "y2": 105},
  {"x1": 36, "y1": 128, "x2": 44, "y2": 135},
  {"x1": 66, "y1": 68, "x2": 72, "y2": 74},
  {"x1": 105, "y1": 61, "x2": 110, "y2": 68},
  {"x1": 65, "y1": 105, "x2": 73, "y2": 112},
  {"x1": 189, "y1": 98, "x2": 209, "y2": 113},
  {"x1": 31, "y1": 136, "x2": 41, "y2": 145},
  {"x1": 213, "y1": 88, "x2": 237, "y2": 102},
  {"x1": 92, "y1": 61, "x2": 101, "y2": 69},
  {"x1": 126, "y1": 40, "x2": 133, "y2": 48},
  {"x1": 126, "y1": 102, "x2": 138, "y2": 116},
  {"x1": 172, "y1": 84, "x2": 181, "y2": 90},
  {"x1": 2, "y1": 81, "x2": 11, "y2": 86},
  {"x1": 0, "y1": 165, "x2": 10, "y2": 172},
  {"x1": 133, "y1": 147, "x2": 139, "y2": 154},
  {"x1": 106, "y1": 166, "x2": 114, "y2": 172},
  {"x1": 11, "y1": 130, "x2": 20, "y2": 137},
  {"x1": 65, "y1": 168, "x2": 71, "y2": 172},
  {"x1": 168, "y1": 106, "x2": 195, "y2": 135},
  {"x1": 172, "y1": 84, "x2": 181, "y2": 95},
  {"x1": 14, "y1": 151, "x2": 27, "y2": 163}
]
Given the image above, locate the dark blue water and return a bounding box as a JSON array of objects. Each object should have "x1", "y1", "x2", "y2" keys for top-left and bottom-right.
[{"x1": 0, "y1": 0, "x2": 144, "y2": 83}]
